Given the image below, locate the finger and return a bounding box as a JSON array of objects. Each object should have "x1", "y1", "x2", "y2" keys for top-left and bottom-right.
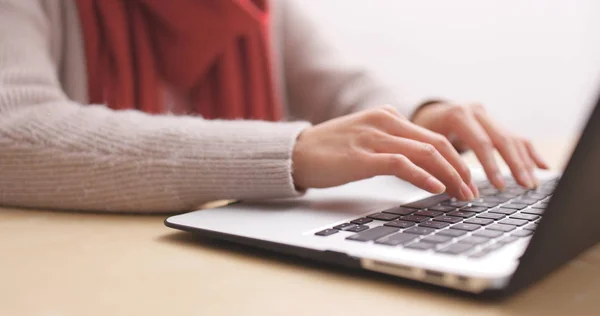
[
  {"x1": 370, "y1": 134, "x2": 474, "y2": 200},
  {"x1": 445, "y1": 106, "x2": 506, "y2": 190},
  {"x1": 369, "y1": 153, "x2": 446, "y2": 194},
  {"x1": 400, "y1": 124, "x2": 472, "y2": 186},
  {"x1": 448, "y1": 133, "x2": 470, "y2": 153},
  {"x1": 469, "y1": 180, "x2": 480, "y2": 198},
  {"x1": 516, "y1": 140, "x2": 539, "y2": 187},
  {"x1": 473, "y1": 109, "x2": 535, "y2": 189},
  {"x1": 380, "y1": 104, "x2": 407, "y2": 119},
  {"x1": 524, "y1": 140, "x2": 550, "y2": 169},
  {"x1": 375, "y1": 109, "x2": 473, "y2": 187}
]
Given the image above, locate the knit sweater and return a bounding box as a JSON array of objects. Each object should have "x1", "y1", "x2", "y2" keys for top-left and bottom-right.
[{"x1": 0, "y1": 0, "x2": 417, "y2": 213}]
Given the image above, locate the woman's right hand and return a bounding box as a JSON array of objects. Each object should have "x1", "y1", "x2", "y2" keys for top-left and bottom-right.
[{"x1": 292, "y1": 106, "x2": 478, "y2": 201}]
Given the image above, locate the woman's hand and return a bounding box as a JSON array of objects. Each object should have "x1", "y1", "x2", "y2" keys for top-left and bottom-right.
[
  {"x1": 292, "y1": 106, "x2": 478, "y2": 201},
  {"x1": 411, "y1": 102, "x2": 549, "y2": 190}
]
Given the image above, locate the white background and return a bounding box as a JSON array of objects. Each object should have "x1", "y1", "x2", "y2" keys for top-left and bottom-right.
[{"x1": 302, "y1": 0, "x2": 600, "y2": 142}]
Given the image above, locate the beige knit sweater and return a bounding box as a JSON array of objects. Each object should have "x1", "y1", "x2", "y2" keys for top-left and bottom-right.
[{"x1": 0, "y1": 0, "x2": 417, "y2": 213}]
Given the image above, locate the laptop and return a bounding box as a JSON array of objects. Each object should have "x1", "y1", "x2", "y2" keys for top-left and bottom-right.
[{"x1": 165, "y1": 96, "x2": 600, "y2": 296}]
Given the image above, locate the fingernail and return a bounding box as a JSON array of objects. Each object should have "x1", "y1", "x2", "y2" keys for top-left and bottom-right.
[
  {"x1": 425, "y1": 177, "x2": 446, "y2": 194},
  {"x1": 469, "y1": 180, "x2": 480, "y2": 198},
  {"x1": 539, "y1": 158, "x2": 550, "y2": 169},
  {"x1": 520, "y1": 170, "x2": 534, "y2": 189},
  {"x1": 460, "y1": 182, "x2": 475, "y2": 201},
  {"x1": 494, "y1": 172, "x2": 506, "y2": 190},
  {"x1": 530, "y1": 171, "x2": 540, "y2": 188}
]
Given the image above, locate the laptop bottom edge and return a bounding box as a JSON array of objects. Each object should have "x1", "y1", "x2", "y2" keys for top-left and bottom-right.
[{"x1": 164, "y1": 218, "x2": 514, "y2": 298}]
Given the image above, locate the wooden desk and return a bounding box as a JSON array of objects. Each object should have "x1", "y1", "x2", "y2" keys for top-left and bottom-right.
[{"x1": 1, "y1": 139, "x2": 599, "y2": 316}]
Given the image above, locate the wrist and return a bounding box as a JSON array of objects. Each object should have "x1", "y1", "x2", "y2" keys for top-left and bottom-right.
[
  {"x1": 410, "y1": 99, "x2": 447, "y2": 124},
  {"x1": 291, "y1": 126, "x2": 310, "y2": 191}
]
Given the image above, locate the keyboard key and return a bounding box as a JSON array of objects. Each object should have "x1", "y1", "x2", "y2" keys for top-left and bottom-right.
[
  {"x1": 502, "y1": 203, "x2": 528, "y2": 210},
  {"x1": 421, "y1": 235, "x2": 452, "y2": 244},
  {"x1": 441, "y1": 200, "x2": 468, "y2": 208},
  {"x1": 531, "y1": 194, "x2": 548, "y2": 201},
  {"x1": 480, "y1": 188, "x2": 500, "y2": 196},
  {"x1": 477, "y1": 212, "x2": 506, "y2": 220},
  {"x1": 384, "y1": 220, "x2": 416, "y2": 229},
  {"x1": 499, "y1": 218, "x2": 528, "y2": 226},
  {"x1": 512, "y1": 229, "x2": 533, "y2": 237},
  {"x1": 368, "y1": 213, "x2": 400, "y2": 221},
  {"x1": 497, "y1": 193, "x2": 519, "y2": 200},
  {"x1": 471, "y1": 201, "x2": 499, "y2": 208},
  {"x1": 427, "y1": 205, "x2": 457, "y2": 213},
  {"x1": 437, "y1": 242, "x2": 474, "y2": 255},
  {"x1": 510, "y1": 213, "x2": 539, "y2": 221},
  {"x1": 345, "y1": 224, "x2": 369, "y2": 232},
  {"x1": 481, "y1": 243, "x2": 504, "y2": 253},
  {"x1": 482, "y1": 196, "x2": 510, "y2": 203},
  {"x1": 419, "y1": 221, "x2": 450, "y2": 229},
  {"x1": 351, "y1": 217, "x2": 373, "y2": 225},
  {"x1": 414, "y1": 210, "x2": 443, "y2": 217},
  {"x1": 402, "y1": 194, "x2": 450, "y2": 209},
  {"x1": 347, "y1": 226, "x2": 398, "y2": 242},
  {"x1": 464, "y1": 218, "x2": 494, "y2": 226},
  {"x1": 477, "y1": 181, "x2": 493, "y2": 188},
  {"x1": 524, "y1": 223, "x2": 538, "y2": 231},
  {"x1": 382, "y1": 206, "x2": 416, "y2": 216},
  {"x1": 522, "y1": 208, "x2": 544, "y2": 215},
  {"x1": 406, "y1": 242, "x2": 437, "y2": 250},
  {"x1": 473, "y1": 229, "x2": 504, "y2": 238},
  {"x1": 437, "y1": 229, "x2": 468, "y2": 237},
  {"x1": 477, "y1": 186, "x2": 492, "y2": 192},
  {"x1": 404, "y1": 226, "x2": 436, "y2": 235},
  {"x1": 461, "y1": 236, "x2": 490, "y2": 245},
  {"x1": 460, "y1": 206, "x2": 488, "y2": 213},
  {"x1": 487, "y1": 223, "x2": 517, "y2": 232},
  {"x1": 399, "y1": 215, "x2": 430, "y2": 223},
  {"x1": 447, "y1": 210, "x2": 477, "y2": 218},
  {"x1": 513, "y1": 197, "x2": 539, "y2": 205},
  {"x1": 497, "y1": 236, "x2": 519, "y2": 244},
  {"x1": 506, "y1": 188, "x2": 527, "y2": 195},
  {"x1": 469, "y1": 251, "x2": 489, "y2": 258},
  {"x1": 502, "y1": 180, "x2": 519, "y2": 187},
  {"x1": 333, "y1": 223, "x2": 354, "y2": 230},
  {"x1": 433, "y1": 215, "x2": 462, "y2": 224},
  {"x1": 375, "y1": 232, "x2": 418, "y2": 246},
  {"x1": 490, "y1": 208, "x2": 517, "y2": 215},
  {"x1": 452, "y1": 223, "x2": 481, "y2": 231},
  {"x1": 315, "y1": 229, "x2": 338, "y2": 236}
]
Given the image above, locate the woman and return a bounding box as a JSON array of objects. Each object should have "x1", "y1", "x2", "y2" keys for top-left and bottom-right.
[{"x1": 0, "y1": 0, "x2": 547, "y2": 212}]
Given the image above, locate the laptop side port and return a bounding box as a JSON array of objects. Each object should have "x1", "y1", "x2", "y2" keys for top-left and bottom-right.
[
  {"x1": 361, "y1": 259, "x2": 491, "y2": 293},
  {"x1": 424, "y1": 269, "x2": 446, "y2": 284},
  {"x1": 361, "y1": 259, "x2": 422, "y2": 280}
]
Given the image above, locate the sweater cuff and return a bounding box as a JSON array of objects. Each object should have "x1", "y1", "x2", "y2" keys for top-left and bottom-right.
[{"x1": 184, "y1": 120, "x2": 312, "y2": 202}]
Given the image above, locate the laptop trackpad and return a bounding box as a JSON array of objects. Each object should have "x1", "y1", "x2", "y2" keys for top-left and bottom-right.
[{"x1": 169, "y1": 176, "x2": 434, "y2": 236}]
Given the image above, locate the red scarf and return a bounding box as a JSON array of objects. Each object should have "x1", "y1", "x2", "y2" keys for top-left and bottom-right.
[{"x1": 75, "y1": 0, "x2": 282, "y2": 121}]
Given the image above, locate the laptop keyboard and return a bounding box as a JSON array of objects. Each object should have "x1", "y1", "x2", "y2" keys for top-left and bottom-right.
[{"x1": 314, "y1": 177, "x2": 558, "y2": 258}]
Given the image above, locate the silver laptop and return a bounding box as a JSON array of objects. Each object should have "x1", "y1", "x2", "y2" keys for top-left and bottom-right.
[{"x1": 165, "y1": 96, "x2": 600, "y2": 296}]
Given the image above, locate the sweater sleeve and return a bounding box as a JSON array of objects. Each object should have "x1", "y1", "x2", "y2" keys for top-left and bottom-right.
[
  {"x1": 0, "y1": 0, "x2": 310, "y2": 213},
  {"x1": 280, "y1": 0, "x2": 420, "y2": 124}
]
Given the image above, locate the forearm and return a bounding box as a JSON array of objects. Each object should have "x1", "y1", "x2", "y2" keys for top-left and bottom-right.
[{"x1": 0, "y1": 100, "x2": 309, "y2": 212}]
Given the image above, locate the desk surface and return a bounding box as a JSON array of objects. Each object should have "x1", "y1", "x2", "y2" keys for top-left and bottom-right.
[{"x1": 1, "y1": 138, "x2": 599, "y2": 316}]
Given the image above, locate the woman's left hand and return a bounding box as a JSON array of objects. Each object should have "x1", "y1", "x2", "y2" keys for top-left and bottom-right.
[{"x1": 411, "y1": 102, "x2": 550, "y2": 190}]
